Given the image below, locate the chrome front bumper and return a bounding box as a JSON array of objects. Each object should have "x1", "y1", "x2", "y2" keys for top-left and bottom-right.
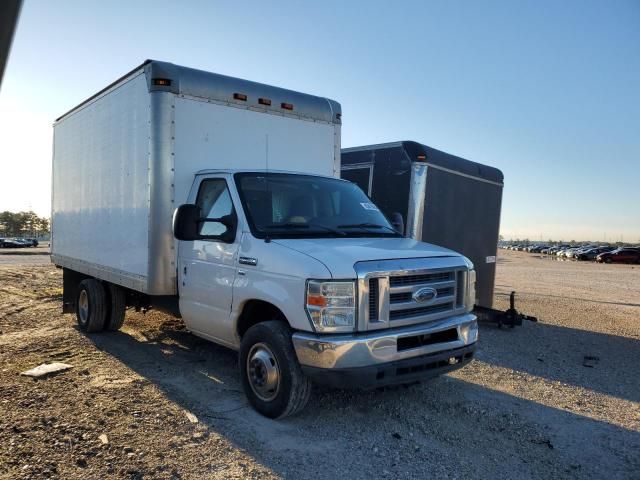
[{"x1": 292, "y1": 313, "x2": 478, "y2": 370}]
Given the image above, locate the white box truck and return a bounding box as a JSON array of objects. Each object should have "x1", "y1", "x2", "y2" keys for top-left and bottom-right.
[{"x1": 52, "y1": 60, "x2": 478, "y2": 418}]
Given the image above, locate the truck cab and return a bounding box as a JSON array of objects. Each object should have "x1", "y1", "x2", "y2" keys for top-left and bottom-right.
[{"x1": 173, "y1": 169, "x2": 478, "y2": 417}]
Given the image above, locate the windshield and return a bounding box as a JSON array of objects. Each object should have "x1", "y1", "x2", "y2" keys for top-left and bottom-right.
[{"x1": 234, "y1": 172, "x2": 400, "y2": 238}]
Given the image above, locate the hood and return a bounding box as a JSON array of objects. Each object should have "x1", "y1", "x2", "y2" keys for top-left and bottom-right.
[{"x1": 272, "y1": 237, "x2": 463, "y2": 278}]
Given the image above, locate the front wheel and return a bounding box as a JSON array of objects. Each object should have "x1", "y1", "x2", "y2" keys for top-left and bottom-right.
[{"x1": 240, "y1": 321, "x2": 311, "y2": 419}]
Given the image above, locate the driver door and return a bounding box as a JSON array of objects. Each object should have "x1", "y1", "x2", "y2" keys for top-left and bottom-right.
[{"x1": 178, "y1": 175, "x2": 239, "y2": 347}]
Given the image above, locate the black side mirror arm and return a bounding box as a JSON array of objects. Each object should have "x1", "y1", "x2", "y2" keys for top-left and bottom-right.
[{"x1": 390, "y1": 212, "x2": 405, "y2": 237}]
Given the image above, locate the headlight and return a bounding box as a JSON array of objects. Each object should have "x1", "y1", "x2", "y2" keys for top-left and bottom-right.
[
  {"x1": 305, "y1": 280, "x2": 356, "y2": 332},
  {"x1": 466, "y1": 269, "x2": 476, "y2": 312}
]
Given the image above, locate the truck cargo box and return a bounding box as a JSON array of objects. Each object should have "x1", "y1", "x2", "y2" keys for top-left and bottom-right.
[
  {"x1": 51, "y1": 60, "x2": 341, "y2": 295},
  {"x1": 341, "y1": 141, "x2": 503, "y2": 308}
]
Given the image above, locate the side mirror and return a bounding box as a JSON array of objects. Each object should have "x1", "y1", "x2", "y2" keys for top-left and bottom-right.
[
  {"x1": 207, "y1": 214, "x2": 236, "y2": 243},
  {"x1": 172, "y1": 204, "x2": 237, "y2": 243},
  {"x1": 390, "y1": 212, "x2": 405, "y2": 236},
  {"x1": 173, "y1": 204, "x2": 201, "y2": 241}
]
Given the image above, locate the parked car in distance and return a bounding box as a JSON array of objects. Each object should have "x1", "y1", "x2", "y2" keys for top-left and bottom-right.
[
  {"x1": 0, "y1": 238, "x2": 41, "y2": 248},
  {"x1": 576, "y1": 246, "x2": 614, "y2": 261},
  {"x1": 596, "y1": 248, "x2": 640, "y2": 264},
  {"x1": 1, "y1": 239, "x2": 25, "y2": 248},
  {"x1": 565, "y1": 245, "x2": 596, "y2": 259},
  {"x1": 529, "y1": 245, "x2": 549, "y2": 253},
  {"x1": 548, "y1": 245, "x2": 569, "y2": 255}
]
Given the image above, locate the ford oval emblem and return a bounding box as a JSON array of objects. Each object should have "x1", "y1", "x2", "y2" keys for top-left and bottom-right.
[{"x1": 413, "y1": 287, "x2": 437, "y2": 303}]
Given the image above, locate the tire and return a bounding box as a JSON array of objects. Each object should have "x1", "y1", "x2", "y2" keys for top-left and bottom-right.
[
  {"x1": 240, "y1": 321, "x2": 311, "y2": 419},
  {"x1": 105, "y1": 283, "x2": 126, "y2": 331},
  {"x1": 76, "y1": 279, "x2": 108, "y2": 333},
  {"x1": 605, "y1": 257, "x2": 612, "y2": 264}
]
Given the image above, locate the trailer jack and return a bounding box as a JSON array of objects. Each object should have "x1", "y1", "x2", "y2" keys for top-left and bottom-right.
[{"x1": 474, "y1": 291, "x2": 537, "y2": 328}]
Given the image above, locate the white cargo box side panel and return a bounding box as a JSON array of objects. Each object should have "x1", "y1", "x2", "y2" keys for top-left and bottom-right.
[
  {"x1": 52, "y1": 72, "x2": 152, "y2": 291},
  {"x1": 173, "y1": 97, "x2": 338, "y2": 204}
]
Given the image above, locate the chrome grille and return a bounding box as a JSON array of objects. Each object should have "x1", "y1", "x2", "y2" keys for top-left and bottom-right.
[
  {"x1": 368, "y1": 278, "x2": 379, "y2": 321},
  {"x1": 389, "y1": 272, "x2": 453, "y2": 287},
  {"x1": 456, "y1": 271, "x2": 466, "y2": 308},
  {"x1": 360, "y1": 259, "x2": 468, "y2": 331},
  {"x1": 390, "y1": 286, "x2": 454, "y2": 304},
  {"x1": 389, "y1": 302, "x2": 454, "y2": 320}
]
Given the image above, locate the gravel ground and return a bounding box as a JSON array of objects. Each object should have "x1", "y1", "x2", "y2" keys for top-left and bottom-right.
[{"x1": 0, "y1": 250, "x2": 638, "y2": 479}]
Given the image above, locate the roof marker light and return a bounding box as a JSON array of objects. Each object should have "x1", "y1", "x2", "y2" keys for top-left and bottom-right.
[
  {"x1": 233, "y1": 93, "x2": 248, "y2": 101},
  {"x1": 258, "y1": 98, "x2": 272, "y2": 106},
  {"x1": 417, "y1": 154, "x2": 426, "y2": 161},
  {"x1": 152, "y1": 78, "x2": 171, "y2": 86},
  {"x1": 281, "y1": 102, "x2": 294, "y2": 110}
]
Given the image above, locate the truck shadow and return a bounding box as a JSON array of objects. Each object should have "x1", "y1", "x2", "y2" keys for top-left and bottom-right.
[
  {"x1": 88, "y1": 317, "x2": 640, "y2": 479},
  {"x1": 477, "y1": 322, "x2": 640, "y2": 403}
]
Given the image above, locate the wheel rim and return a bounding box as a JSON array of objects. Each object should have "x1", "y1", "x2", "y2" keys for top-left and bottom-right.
[
  {"x1": 246, "y1": 343, "x2": 280, "y2": 402},
  {"x1": 78, "y1": 289, "x2": 89, "y2": 325}
]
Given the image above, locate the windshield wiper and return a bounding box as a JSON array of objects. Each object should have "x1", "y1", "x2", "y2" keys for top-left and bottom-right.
[
  {"x1": 263, "y1": 223, "x2": 346, "y2": 236},
  {"x1": 337, "y1": 223, "x2": 401, "y2": 235}
]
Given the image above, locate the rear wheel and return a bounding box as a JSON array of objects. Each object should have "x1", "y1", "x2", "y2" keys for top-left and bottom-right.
[
  {"x1": 76, "y1": 279, "x2": 107, "y2": 333},
  {"x1": 240, "y1": 321, "x2": 311, "y2": 418},
  {"x1": 105, "y1": 283, "x2": 127, "y2": 331},
  {"x1": 604, "y1": 257, "x2": 612, "y2": 264}
]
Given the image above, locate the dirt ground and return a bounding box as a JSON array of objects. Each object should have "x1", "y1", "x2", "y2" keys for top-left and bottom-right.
[{"x1": 0, "y1": 249, "x2": 638, "y2": 479}]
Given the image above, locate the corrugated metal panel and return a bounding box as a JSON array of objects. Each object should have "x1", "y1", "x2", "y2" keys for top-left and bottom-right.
[{"x1": 52, "y1": 72, "x2": 152, "y2": 290}]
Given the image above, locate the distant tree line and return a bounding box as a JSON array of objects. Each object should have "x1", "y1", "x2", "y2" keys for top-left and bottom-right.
[{"x1": 0, "y1": 211, "x2": 50, "y2": 237}]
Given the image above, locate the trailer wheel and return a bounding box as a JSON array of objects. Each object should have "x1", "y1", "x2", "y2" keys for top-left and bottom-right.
[
  {"x1": 105, "y1": 284, "x2": 126, "y2": 331},
  {"x1": 240, "y1": 321, "x2": 311, "y2": 419},
  {"x1": 76, "y1": 279, "x2": 107, "y2": 333}
]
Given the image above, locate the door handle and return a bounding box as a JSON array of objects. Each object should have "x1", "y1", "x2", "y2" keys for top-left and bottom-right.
[{"x1": 239, "y1": 257, "x2": 258, "y2": 266}]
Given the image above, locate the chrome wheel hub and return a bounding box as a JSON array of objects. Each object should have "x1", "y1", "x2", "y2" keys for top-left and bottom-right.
[
  {"x1": 78, "y1": 290, "x2": 89, "y2": 324},
  {"x1": 247, "y1": 343, "x2": 280, "y2": 401}
]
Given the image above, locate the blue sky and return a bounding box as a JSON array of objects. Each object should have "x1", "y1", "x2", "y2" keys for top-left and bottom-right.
[{"x1": 1, "y1": 0, "x2": 638, "y2": 241}]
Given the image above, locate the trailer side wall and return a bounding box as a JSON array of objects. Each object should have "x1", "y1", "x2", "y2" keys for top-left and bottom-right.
[
  {"x1": 422, "y1": 167, "x2": 502, "y2": 308},
  {"x1": 51, "y1": 71, "x2": 152, "y2": 292}
]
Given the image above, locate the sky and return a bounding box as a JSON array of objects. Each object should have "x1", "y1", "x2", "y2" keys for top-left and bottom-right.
[{"x1": 0, "y1": 0, "x2": 638, "y2": 242}]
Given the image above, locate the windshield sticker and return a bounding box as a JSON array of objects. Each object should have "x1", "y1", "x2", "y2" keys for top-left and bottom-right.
[{"x1": 360, "y1": 202, "x2": 379, "y2": 211}]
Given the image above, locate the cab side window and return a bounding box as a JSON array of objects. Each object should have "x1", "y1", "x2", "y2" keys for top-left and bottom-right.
[{"x1": 195, "y1": 179, "x2": 234, "y2": 237}]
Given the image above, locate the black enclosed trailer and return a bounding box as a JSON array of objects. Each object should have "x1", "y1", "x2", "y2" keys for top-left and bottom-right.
[{"x1": 341, "y1": 141, "x2": 503, "y2": 310}]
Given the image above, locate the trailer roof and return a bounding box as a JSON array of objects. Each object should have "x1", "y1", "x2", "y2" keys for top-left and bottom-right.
[
  {"x1": 342, "y1": 141, "x2": 504, "y2": 185},
  {"x1": 56, "y1": 60, "x2": 341, "y2": 125}
]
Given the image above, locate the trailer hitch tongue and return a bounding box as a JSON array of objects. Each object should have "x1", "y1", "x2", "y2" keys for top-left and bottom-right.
[{"x1": 474, "y1": 291, "x2": 538, "y2": 328}]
